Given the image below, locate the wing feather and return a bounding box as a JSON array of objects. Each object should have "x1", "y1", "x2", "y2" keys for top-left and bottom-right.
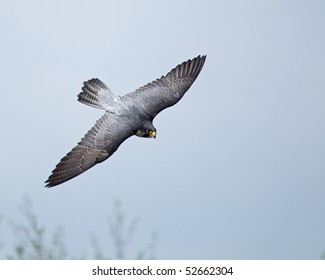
[
  {"x1": 45, "y1": 113, "x2": 134, "y2": 187},
  {"x1": 122, "y1": 55, "x2": 206, "y2": 117}
]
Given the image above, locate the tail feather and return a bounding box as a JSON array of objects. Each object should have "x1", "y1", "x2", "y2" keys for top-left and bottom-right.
[{"x1": 78, "y1": 78, "x2": 119, "y2": 110}]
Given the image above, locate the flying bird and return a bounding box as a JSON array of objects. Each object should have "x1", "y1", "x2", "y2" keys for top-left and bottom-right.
[{"x1": 45, "y1": 55, "x2": 206, "y2": 187}]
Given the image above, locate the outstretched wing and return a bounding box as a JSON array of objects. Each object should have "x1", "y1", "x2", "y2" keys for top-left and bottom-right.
[
  {"x1": 122, "y1": 55, "x2": 206, "y2": 118},
  {"x1": 45, "y1": 113, "x2": 133, "y2": 187}
]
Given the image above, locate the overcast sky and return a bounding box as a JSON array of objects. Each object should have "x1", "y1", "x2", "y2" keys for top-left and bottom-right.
[{"x1": 0, "y1": 0, "x2": 324, "y2": 259}]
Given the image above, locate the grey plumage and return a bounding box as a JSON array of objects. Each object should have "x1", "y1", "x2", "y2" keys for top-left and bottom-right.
[{"x1": 45, "y1": 55, "x2": 206, "y2": 187}]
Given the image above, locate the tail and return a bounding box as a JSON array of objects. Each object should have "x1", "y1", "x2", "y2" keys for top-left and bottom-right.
[{"x1": 78, "y1": 78, "x2": 120, "y2": 110}]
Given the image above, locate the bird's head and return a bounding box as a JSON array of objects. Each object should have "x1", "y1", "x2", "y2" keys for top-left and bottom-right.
[{"x1": 135, "y1": 122, "x2": 156, "y2": 138}]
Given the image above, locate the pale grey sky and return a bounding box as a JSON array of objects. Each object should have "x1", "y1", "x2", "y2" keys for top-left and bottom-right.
[{"x1": 0, "y1": 0, "x2": 324, "y2": 259}]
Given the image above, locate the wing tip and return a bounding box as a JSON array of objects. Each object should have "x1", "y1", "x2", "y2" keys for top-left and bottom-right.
[
  {"x1": 195, "y1": 54, "x2": 207, "y2": 60},
  {"x1": 44, "y1": 178, "x2": 60, "y2": 188},
  {"x1": 44, "y1": 181, "x2": 54, "y2": 188},
  {"x1": 171, "y1": 54, "x2": 207, "y2": 81},
  {"x1": 191, "y1": 54, "x2": 207, "y2": 68},
  {"x1": 44, "y1": 173, "x2": 70, "y2": 188},
  {"x1": 44, "y1": 143, "x2": 111, "y2": 188}
]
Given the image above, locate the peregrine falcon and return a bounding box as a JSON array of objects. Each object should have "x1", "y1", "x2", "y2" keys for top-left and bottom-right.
[{"x1": 45, "y1": 55, "x2": 206, "y2": 187}]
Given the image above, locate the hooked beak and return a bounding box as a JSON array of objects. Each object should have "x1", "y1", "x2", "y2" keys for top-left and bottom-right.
[{"x1": 150, "y1": 131, "x2": 156, "y2": 138}]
